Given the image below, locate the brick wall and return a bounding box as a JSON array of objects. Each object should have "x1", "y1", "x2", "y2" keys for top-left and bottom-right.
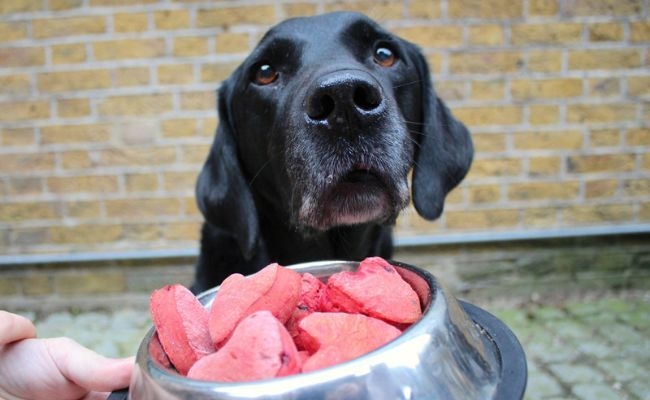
[{"x1": 1, "y1": 0, "x2": 649, "y2": 258}]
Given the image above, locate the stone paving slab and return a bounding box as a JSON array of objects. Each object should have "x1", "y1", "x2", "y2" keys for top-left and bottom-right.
[
  {"x1": 488, "y1": 292, "x2": 649, "y2": 400},
  {"x1": 13, "y1": 290, "x2": 650, "y2": 400}
]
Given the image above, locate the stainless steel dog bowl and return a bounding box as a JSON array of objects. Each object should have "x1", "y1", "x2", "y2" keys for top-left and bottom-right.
[{"x1": 123, "y1": 260, "x2": 527, "y2": 400}]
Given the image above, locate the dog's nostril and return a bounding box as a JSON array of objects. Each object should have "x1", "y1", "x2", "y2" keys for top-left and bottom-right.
[
  {"x1": 307, "y1": 94, "x2": 336, "y2": 121},
  {"x1": 353, "y1": 84, "x2": 381, "y2": 112}
]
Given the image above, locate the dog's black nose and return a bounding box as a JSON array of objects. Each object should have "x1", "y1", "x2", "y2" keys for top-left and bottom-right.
[{"x1": 306, "y1": 71, "x2": 384, "y2": 123}]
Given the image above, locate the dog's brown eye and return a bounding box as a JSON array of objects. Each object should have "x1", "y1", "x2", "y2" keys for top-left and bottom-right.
[
  {"x1": 374, "y1": 46, "x2": 396, "y2": 67},
  {"x1": 254, "y1": 64, "x2": 279, "y2": 85}
]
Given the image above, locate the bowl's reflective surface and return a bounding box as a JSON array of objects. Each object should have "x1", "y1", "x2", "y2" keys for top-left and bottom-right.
[{"x1": 128, "y1": 260, "x2": 508, "y2": 400}]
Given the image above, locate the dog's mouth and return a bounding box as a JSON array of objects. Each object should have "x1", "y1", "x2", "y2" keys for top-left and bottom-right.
[
  {"x1": 339, "y1": 165, "x2": 381, "y2": 185},
  {"x1": 306, "y1": 165, "x2": 398, "y2": 229}
]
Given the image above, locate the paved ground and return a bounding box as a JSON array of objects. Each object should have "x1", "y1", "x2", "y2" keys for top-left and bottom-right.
[
  {"x1": 487, "y1": 291, "x2": 649, "y2": 400},
  {"x1": 15, "y1": 289, "x2": 650, "y2": 400}
]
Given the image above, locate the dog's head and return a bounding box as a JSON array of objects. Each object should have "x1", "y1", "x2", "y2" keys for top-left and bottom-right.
[{"x1": 197, "y1": 12, "x2": 473, "y2": 258}]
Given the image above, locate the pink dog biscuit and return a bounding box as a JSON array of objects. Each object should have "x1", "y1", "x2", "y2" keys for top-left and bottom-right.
[
  {"x1": 208, "y1": 263, "x2": 302, "y2": 347},
  {"x1": 188, "y1": 311, "x2": 302, "y2": 382},
  {"x1": 297, "y1": 312, "x2": 401, "y2": 373},
  {"x1": 324, "y1": 257, "x2": 422, "y2": 325},
  {"x1": 286, "y1": 272, "x2": 327, "y2": 350},
  {"x1": 150, "y1": 284, "x2": 215, "y2": 375}
]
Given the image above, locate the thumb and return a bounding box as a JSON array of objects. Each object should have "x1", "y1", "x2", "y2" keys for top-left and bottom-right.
[{"x1": 0, "y1": 311, "x2": 37, "y2": 345}]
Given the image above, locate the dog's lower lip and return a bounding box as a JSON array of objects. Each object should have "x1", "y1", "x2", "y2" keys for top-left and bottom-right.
[
  {"x1": 314, "y1": 169, "x2": 391, "y2": 225},
  {"x1": 321, "y1": 183, "x2": 391, "y2": 227}
]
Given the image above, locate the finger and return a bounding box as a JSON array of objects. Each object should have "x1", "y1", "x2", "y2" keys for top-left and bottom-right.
[
  {"x1": 0, "y1": 338, "x2": 87, "y2": 400},
  {"x1": 45, "y1": 337, "x2": 134, "y2": 393},
  {"x1": 0, "y1": 311, "x2": 37, "y2": 345}
]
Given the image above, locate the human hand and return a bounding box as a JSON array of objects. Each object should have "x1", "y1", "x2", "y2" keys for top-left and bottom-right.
[{"x1": 0, "y1": 310, "x2": 133, "y2": 400}]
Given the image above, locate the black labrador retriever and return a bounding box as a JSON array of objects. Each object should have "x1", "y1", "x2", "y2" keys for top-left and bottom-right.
[{"x1": 192, "y1": 12, "x2": 473, "y2": 293}]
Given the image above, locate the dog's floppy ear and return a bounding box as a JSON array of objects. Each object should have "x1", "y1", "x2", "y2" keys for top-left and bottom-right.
[
  {"x1": 409, "y1": 45, "x2": 473, "y2": 220},
  {"x1": 196, "y1": 79, "x2": 260, "y2": 260}
]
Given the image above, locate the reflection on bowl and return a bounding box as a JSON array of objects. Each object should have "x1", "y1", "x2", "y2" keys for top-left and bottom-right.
[{"x1": 127, "y1": 260, "x2": 527, "y2": 400}]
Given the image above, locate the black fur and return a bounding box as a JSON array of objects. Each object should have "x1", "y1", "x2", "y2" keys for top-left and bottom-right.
[{"x1": 192, "y1": 12, "x2": 473, "y2": 293}]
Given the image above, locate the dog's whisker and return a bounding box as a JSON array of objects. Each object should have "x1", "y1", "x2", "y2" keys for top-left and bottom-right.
[
  {"x1": 404, "y1": 134, "x2": 422, "y2": 151},
  {"x1": 410, "y1": 158, "x2": 423, "y2": 173},
  {"x1": 393, "y1": 79, "x2": 422, "y2": 89},
  {"x1": 248, "y1": 157, "x2": 274, "y2": 187},
  {"x1": 405, "y1": 127, "x2": 426, "y2": 137},
  {"x1": 400, "y1": 116, "x2": 426, "y2": 127},
  {"x1": 405, "y1": 123, "x2": 426, "y2": 129},
  {"x1": 407, "y1": 129, "x2": 425, "y2": 137}
]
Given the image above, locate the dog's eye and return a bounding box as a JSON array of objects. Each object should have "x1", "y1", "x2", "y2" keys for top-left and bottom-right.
[
  {"x1": 374, "y1": 46, "x2": 397, "y2": 67},
  {"x1": 254, "y1": 64, "x2": 279, "y2": 85}
]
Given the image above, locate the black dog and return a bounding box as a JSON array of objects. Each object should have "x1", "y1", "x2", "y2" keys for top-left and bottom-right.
[{"x1": 192, "y1": 12, "x2": 473, "y2": 293}]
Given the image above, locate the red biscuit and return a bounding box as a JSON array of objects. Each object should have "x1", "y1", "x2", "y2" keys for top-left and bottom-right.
[
  {"x1": 286, "y1": 272, "x2": 327, "y2": 350},
  {"x1": 298, "y1": 272, "x2": 327, "y2": 311},
  {"x1": 150, "y1": 284, "x2": 215, "y2": 375},
  {"x1": 298, "y1": 312, "x2": 401, "y2": 373},
  {"x1": 149, "y1": 332, "x2": 172, "y2": 369},
  {"x1": 324, "y1": 257, "x2": 422, "y2": 325},
  {"x1": 188, "y1": 311, "x2": 302, "y2": 382},
  {"x1": 209, "y1": 263, "x2": 301, "y2": 347}
]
